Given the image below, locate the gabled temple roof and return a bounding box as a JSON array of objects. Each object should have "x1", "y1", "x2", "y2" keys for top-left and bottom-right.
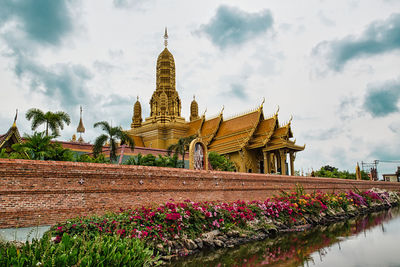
[
  {"x1": 265, "y1": 122, "x2": 304, "y2": 152},
  {"x1": 247, "y1": 116, "x2": 277, "y2": 149},
  {"x1": 208, "y1": 109, "x2": 262, "y2": 154},
  {"x1": 199, "y1": 115, "x2": 222, "y2": 144},
  {"x1": 185, "y1": 117, "x2": 204, "y2": 137},
  {"x1": 0, "y1": 121, "x2": 24, "y2": 153}
]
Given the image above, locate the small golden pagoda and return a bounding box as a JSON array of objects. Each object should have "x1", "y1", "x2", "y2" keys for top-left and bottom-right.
[{"x1": 127, "y1": 29, "x2": 305, "y2": 174}]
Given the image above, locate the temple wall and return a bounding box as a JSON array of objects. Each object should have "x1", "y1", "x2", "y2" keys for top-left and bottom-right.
[
  {"x1": 227, "y1": 150, "x2": 262, "y2": 173},
  {"x1": 1, "y1": 158, "x2": 400, "y2": 229}
]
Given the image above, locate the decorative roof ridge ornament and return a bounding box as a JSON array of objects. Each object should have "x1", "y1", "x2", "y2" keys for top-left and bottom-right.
[
  {"x1": 202, "y1": 108, "x2": 207, "y2": 117},
  {"x1": 259, "y1": 97, "x2": 265, "y2": 110},
  {"x1": 224, "y1": 104, "x2": 262, "y2": 121},
  {"x1": 164, "y1": 27, "x2": 168, "y2": 47},
  {"x1": 12, "y1": 109, "x2": 18, "y2": 128},
  {"x1": 220, "y1": 105, "x2": 224, "y2": 115},
  {"x1": 275, "y1": 105, "x2": 280, "y2": 115}
]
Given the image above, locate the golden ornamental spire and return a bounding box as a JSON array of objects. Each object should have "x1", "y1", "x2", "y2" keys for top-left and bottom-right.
[
  {"x1": 164, "y1": 27, "x2": 168, "y2": 47},
  {"x1": 77, "y1": 106, "x2": 85, "y2": 134},
  {"x1": 12, "y1": 109, "x2": 18, "y2": 128}
]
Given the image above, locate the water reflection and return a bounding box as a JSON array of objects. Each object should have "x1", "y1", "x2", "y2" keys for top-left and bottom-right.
[{"x1": 171, "y1": 207, "x2": 400, "y2": 267}]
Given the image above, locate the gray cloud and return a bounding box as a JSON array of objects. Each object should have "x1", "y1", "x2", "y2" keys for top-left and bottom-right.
[
  {"x1": 228, "y1": 83, "x2": 248, "y2": 99},
  {"x1": 93, "y1": 60, "x2": 118, "y2": 74},
  {"x1": 113, "y1": 0, "x2": 146, "y2": 9},
  {"x1": 313, "y1": 13, "x2": 400, "y2": 71},
  {"x1": 0, "y1": 0, "x2": 92, "y2": 111},
  {"x1": 318, "y1": 11, "x2": 335, "y2": 27},
  {"x1": 363, "y1": 78, "x2": 400, "y2": 117},
  {"x1": 0, "y1": 0, "x2": 73, "y2": 46},
  {"x1": 302, "y1": 127, "x2": 341, "y2": 141},
  {"x1": 103, "y1": 94, "x2": 132, "y2": 107},
  {"x1": 198, "y1": 5, "x2": 273, "y2": 49},
  {"x1": 369, "y1": 144, "x2": 400, "y2": 162}
]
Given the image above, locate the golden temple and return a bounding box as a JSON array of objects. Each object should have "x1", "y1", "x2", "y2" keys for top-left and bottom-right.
[{"x1": 126, "y1": 29, "x2": 305, "y2": 174}]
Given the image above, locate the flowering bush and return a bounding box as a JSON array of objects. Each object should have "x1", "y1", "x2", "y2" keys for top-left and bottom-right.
[{"x1": 50, "y1": 189, "x2": 397, "y2": 246}]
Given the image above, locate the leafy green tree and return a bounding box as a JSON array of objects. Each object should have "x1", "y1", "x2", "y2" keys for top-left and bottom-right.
[
  {"x1": 75, "y1": 153, "x2": 108, "y2": 163},
  {"x1": 208, "y1": 151, "x2": 235, "y2": 171},
  {"x1": 141, "y1": 154, "x2": 156, "y2": 166},
  {"x1": 167, "y1": 135, "x2": 195, "y2": 168},
  {"x1": 12, "y1": 132, "x2": 54, "y2": 160},
  {"x1": 0, "y1": 149, "x2": 8, "y2": 159},
  {"x1": 46, "y1": 143, "x2": 74, "y2": 161},
  {"x1": 26, "y1": 108, "x2": 71, "y2": 137},
  {"x1": 93, "y1": 121, "x2": 135, "y2": 163},
  {"x1": 123, "y1": 153, "x2": 179, "y2": 168},
  {"x1": 314, "y1": 165, "x2": 369, "y2": 180}
]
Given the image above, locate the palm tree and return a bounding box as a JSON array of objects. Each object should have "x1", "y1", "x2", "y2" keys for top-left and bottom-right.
[
  {"x1": 12, "y1": 132, "x2": 54, "y2": 160},
  {"x1": 26, "y1": 108, "x2": 71, "y2": 137},
  {"x1": 168, "y1": 135, "x2": 195, "y2": 168},
  {"x1": 93, "y1": 121, "x2": 135, "y2": 163}
]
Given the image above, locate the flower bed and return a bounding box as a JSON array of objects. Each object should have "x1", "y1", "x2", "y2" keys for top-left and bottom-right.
[
  {"x1": 1, "y1": 187, "x2": 399, "y2": 265},
  {"x1": 49, "y1": 187, "x2": 399, "y2": 259}
]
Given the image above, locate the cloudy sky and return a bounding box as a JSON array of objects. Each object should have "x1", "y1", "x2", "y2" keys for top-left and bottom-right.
[{"x1": 0, "y1": 0, "x2": 399, "y2": 176}]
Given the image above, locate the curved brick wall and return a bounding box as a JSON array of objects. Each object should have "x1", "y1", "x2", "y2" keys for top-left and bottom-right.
[{"x1": 1, "y1": 158, "x2": 400, "y2": 228}]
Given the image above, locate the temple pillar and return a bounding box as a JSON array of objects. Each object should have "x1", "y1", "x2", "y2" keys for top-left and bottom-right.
[
  {"x1": 290, "y1": 151, "x2": 295, "y2": 176},
  {"x1": 279, "y1": 149, "x2": 286, "y2": 175},
  {"x1": 263, "y1": 151, "x2": 271, "y2": 174}
]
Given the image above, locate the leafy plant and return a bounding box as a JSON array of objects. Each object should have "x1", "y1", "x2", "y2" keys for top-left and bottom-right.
[
  {"x1": 11, "y1": 132, "x2": 54, "y2": 160},
  {"x1": 93, "y1": 121, "x2": 135, "y2": 163},
  {"x1": 75, "y1": 154, "x2": 108, "y2": 163},
  {"x1": 208, "y1": 151, "x2": 235, "y2": 171},
  {"x1": 0, "y1": 233, "x2": 160, "y2": 266},
  {"x1": 123, "y1": 153, "x2": 179, "y2": 168},
  {"x1": 167, "y1": 136, "x2": 195, "y2": 168}
]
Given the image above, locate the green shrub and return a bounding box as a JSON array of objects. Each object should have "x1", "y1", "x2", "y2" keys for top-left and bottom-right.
[
  {"x1": 75, "y1": 154, "x2": 108, "y2": 163},
  {"x1": 124, "y1": 153, "x2": 179, "y2": 168},
  {"x1": 0, "y1": 233, "x2": 160, "y2": 267},
  {"x1": 208, "y1": 151, "x2": 235, "y2": 171}
]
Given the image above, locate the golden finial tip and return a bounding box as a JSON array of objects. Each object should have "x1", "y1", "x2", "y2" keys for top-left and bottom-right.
[
  {"x1": 164, "y1": 27, "x2": 168, "y2": 47},
  {"x1": 12, "y1": 109, "x2": 18, "y2": 128}
]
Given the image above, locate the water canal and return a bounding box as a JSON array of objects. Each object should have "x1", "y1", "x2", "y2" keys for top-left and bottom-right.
[{"x1": 170, "y1": 206, "x2": 400, "y2": 267}]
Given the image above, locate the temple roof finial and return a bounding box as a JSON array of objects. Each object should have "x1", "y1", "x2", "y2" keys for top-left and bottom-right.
[
  {"x1": 202, "y1": 108, "x2": 207, "y2": 117},
  {"x1": 77, "y1": 106, "x2": 85, "y2": 134},
  {"x1": 164, "y1": 27, "x2": 168, "y2": 47},
  {"x1": 12, "y1": 109, "x2": 18, "y2": 128},
  {"x1": 259, "y1": 97, "x2": 265, "y2": 110}
]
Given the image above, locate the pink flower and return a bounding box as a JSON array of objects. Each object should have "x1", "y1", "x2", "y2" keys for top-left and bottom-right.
[{"x1": 166, "y1": 212, "x2": 181, "y2": 220}]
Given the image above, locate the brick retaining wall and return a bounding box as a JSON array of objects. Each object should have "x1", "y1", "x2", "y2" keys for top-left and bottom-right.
[{"x1": 1, "y1": 158, "x2": 400, "y2": 228}]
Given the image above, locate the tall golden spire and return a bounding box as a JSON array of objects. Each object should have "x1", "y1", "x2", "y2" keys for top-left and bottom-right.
[
  {"x1": 164, "y1": 27, "x2": 168, "y2": 47},
  {"x1": 148, "y1": 28, "x2": 182, "y2": 121}
]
